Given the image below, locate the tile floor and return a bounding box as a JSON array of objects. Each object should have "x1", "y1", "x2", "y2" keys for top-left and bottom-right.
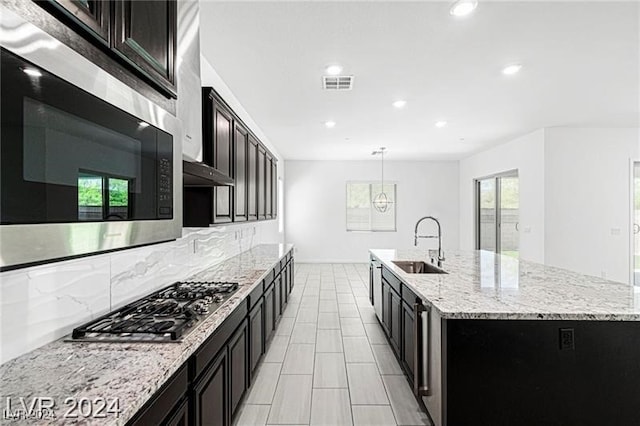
[{"x1": 235, "y1": 263, "x2": 432, "y2": 426}]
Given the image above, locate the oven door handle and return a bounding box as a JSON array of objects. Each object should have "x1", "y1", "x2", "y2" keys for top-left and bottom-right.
[{"x1": 414, "y1": 301, "x2": 430, "y2": 397}]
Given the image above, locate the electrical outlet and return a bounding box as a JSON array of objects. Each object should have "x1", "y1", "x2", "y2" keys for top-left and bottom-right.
[
  {"x1": 559, "y1": 328, "x2": 575, "y2": 350},
  {"x1": 611, "y1": 227, "x2": 621, "y2": 236},
  {"x1": 601, "y1": 271, "x2": 607, "y2": 279}
]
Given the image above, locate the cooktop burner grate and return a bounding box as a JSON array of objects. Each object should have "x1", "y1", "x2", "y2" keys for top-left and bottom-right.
[{"x1": 70, "y1": 280, "x2": 240, "y2": 342}]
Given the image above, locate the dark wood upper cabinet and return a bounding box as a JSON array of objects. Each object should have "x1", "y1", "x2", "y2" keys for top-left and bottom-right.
[
  {"x1": 37, "y1": 0, "x2": 177, "y2": 98},
  {"x1": 257, "y1": 146, "x2": 266, "y2": 220},
  {"x1": 43, "y1": 0, "x2": 111, "y2": 43},
  {"x1": 247, "y1": 136, "x2": 259, "y2": 221},
  {"x1": 185, "y1": 87, "x2": 277, "y2": 226},
  {"x1": 202, "y1": 91, "x2": 234, "y2": 224},
  {"x1": 113, "y1": 0, "x2": 177, "y2": 97},
  {"x1": 265, "y1": 153, "x2": 272, "y2": 219},
  {"x1": 233, "y1": 123, "x2": 248, "y2": 222},
  {"x1": 271, "y1": 160, "x2": 278, "y2": 219}
]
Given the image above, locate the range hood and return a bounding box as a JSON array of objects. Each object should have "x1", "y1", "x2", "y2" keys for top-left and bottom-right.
[{"x1": 183, "y1": 160, "x2": 234, "y2": 186}]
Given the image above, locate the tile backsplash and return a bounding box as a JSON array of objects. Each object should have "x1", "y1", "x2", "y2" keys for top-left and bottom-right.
[{"x1": 0, "y1": 222, "x2": 280, "y2": 365}]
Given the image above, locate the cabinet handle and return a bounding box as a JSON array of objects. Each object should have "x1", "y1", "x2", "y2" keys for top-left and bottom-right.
[{"x1": 413, "y1": 302, "x2": 429, "y2": 397}]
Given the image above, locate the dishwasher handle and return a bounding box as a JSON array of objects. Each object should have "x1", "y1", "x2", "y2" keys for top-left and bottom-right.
[{"x1": 413, "y1": 301, "x2": 430, "y2": 397}]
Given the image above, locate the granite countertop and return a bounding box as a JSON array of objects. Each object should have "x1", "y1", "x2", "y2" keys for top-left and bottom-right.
[
  {"x1": 371, "y1": 248, "x2": 640, "y2": 321},
  {"x1": 0, "y1": 243, "x2": 293, "y2": 426}
]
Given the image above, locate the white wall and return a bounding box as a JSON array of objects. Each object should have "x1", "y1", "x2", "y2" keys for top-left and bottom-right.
[
  {"x1": 285, "y1": 160, "x2": 459, "y2": 262},
  {"x1": 544, "y1": 128, "x2": 640, "y2": 283},
  {"x1": 459, "y1": 127, "x2": 640, "y2": 284},
  {"x1": 0, "y1": 222, "x2": 277, "y2": 365},
  {"x1": 459, "y1": 129, "x2": 546, "y2": 263}
]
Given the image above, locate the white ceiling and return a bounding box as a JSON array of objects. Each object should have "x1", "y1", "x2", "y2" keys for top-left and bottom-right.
[{"x1": 199, "y1": 1, "x2": 639, "y2": 161}]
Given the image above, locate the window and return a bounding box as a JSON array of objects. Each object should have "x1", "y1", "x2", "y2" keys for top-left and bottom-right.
[
  {"x1": 346, "y1": 182, "x2": 396, "y2": 231},
  {"x1": 475, "y1": 171, "x2": 519, "y2": 258},
  {"x1": 78, "y1": 172, "x2": 131, "y2": 221}
]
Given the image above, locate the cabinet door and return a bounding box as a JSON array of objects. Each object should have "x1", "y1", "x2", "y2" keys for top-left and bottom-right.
[
  {"x1": 402, "y1": 302, "x2": 415, "y2": 384},
  {"x1": 129, "y1": 366, "x2": 188, "y2": 426},
  {"x1": 194, "y1": 350, "x2": 227, "y2": 426},
  {"x1": 381, "y1": 281, "x2": 391, "y2": 336},
  {"x1": 289, "y1": 258, "x2": 294, "y2": 292},
  {"x1": 249, "y1": 298, "x2": 264, "y2": 378},
  {"x1": 265, "y1": 153, "x2": 272, "y2": 219},
  {"x1": 271, "y1": 160, "x2": 278, "y2": 219},
  {"x1": 247, "y1": 136, "x2": 258, "y2": 221},
  {"x1": 257, "y1": 146, "x2": 266, "y2": 220},
  {"x1": 282, "y1": 264, "x2": 290, "y2": 299},
  {"x1": 229, "y1": 320, "x2": 248, "y2": 420},
  {"x1": 264, "y1": 283, "x2": 275, "y2": 343},
  {"x1": 390, "y1": 290, "x2": 402, "y2": 356},
  {"x1": 233, "y1": 123, "x2": 248, "y2": 221},
  {"x1": 165, "y1": 398, "x2": 189, "y2": 426},
  {"x1": 113, "y1": 0, "x2": 177, "y2": 97},
  {"x1": 274, "y1": 274, "x2": 282, "y2": 322},
  {"x1": 279, "y1": 273, "x2": 286, "y2": 313},
  {"x1": 44, "y1": 0, "x2": 111, "y2": 43},
  {"x1": 212, "y1": 102, "x2": 233, "y2": 223}
]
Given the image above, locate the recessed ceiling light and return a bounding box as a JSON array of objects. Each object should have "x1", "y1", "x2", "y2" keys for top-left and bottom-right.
[
  {"x1": 450, "y1": 0, "x2": 478, "y2": 17},
  {"x1": 325, "y1": 65, "x2": 343, "y2": 76},
  {"x1": 139, "y1": 121, "x2": 150, "y2": 128},
  {"x1": 325, "y1": 121, "x2": 336, "y2": 128},
  {"x1": 435, "y1": 121, "x2": 448, "y2": 128},
  {"x1": 22, "y1": 67, "x2": 42, "y2": 77},
  {"x1": 502, "y1": 64, "x2": 523, "y2": 75},
  {"x1": 392, "y1": 100, "x2": 407, "y2": 109}
]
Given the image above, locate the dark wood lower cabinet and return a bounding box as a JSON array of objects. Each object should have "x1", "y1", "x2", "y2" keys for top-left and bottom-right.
[
  {"x1": 165, "y1": 398, "x2": 189, "y2": 426},
  {"x1": 229, "y1": 319, "x2": 248, "y2": 419},
  {"x1": 401, "y1": 301, "x2": 415, "y2": 385},
  {"x1": 193, "y1": 350, "x2": 227, "y2": 426},
  {"x1": 381, "y1": 281, "x2": 391, "y2": 336},
  {"x1": 249, "y1": 298, "x2": 264, "y2": 378},
  {"x1": 127, "y1": 365, "x2": 188, "y2": 426},
  {"x1": 390, "y1": 290, "x2": 402, "y2": 356},
  {"x1": 274, "y1": 275, "x2": 282, "y2": 323},
  {"x1": 264, "y1": 283, "x2": 275, "y2": 344},
  {"x1": 129, "y1": 253, "x2": 294, "y2": 426}
]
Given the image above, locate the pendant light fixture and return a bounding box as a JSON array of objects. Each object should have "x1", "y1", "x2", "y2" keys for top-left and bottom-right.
[{"x1": 371, "y1": 147, "x2": 392, "y2": 213}]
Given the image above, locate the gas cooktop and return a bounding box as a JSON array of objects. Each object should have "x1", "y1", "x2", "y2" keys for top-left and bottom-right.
[{"x1": 71, "y1": 280, "x2": 240, "y2": 343}]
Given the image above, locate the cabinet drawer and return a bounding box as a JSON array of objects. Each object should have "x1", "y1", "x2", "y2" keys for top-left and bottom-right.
[
  {"x1": 382, "y1": 266, "x2": 402, "y2": 294},
  {"x1": 264, "y1": 269, "x2": 275, "y2": 287},
  {"x1": 128, "y1": 365, "x2": 188, "y2": 426},
  {"x1": 402, "y1": 284, "x2": 420, "y2": 304},
  {"x1": 248, "y1": 282, "x2": 264, "y2": 310},
  {"x1": 192, "y1": 300, "x2": 248, "y2": 378}
]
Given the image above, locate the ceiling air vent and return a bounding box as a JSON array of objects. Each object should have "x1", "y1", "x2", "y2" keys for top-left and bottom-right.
[{"x1": 322, "y1": 75, "x2": 354, "y2": 91}]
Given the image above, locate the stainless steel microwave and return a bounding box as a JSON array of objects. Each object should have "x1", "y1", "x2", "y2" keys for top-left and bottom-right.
[{"x1": 0, "y1": 7, "x2": 182, "y2": 270}]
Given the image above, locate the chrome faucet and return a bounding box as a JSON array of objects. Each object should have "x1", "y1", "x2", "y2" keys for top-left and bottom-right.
[{"x1": 414, "y1": 216, "x2": 445, "y2": 266}]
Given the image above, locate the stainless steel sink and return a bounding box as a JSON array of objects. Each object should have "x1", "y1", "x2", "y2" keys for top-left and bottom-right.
[{"x1": 392, "y1": 260, "x2": 447, "y2": 274}]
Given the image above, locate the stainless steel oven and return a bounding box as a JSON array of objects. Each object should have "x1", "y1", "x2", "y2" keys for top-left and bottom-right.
[{"x1": 0, "y1": 6, "x2": 182, "y2": 270}]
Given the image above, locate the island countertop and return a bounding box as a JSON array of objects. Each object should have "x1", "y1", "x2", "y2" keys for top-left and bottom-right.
[
  {"x1": 370, "y1": 248, "x2": 640, "y2": 321},
  {"x1": 0, "y1": 243, "x2": 293, "y2": 426}
]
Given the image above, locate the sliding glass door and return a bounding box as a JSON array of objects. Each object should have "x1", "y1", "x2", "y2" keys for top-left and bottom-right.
[
  {"x1": 633, "y1": 163, "x2": 640, "y2": 286},
  {"x1": 476, "y1": 172, "x2": 519, "y2": 258}
]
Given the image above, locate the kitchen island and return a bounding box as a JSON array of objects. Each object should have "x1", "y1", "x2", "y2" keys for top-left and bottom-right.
[
  {"x1": 0, "y1": 244, "x2": 294, "y2": 426},
  {"x1": 370, "y1": 249, "x2": 640, "y2": 426}
]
